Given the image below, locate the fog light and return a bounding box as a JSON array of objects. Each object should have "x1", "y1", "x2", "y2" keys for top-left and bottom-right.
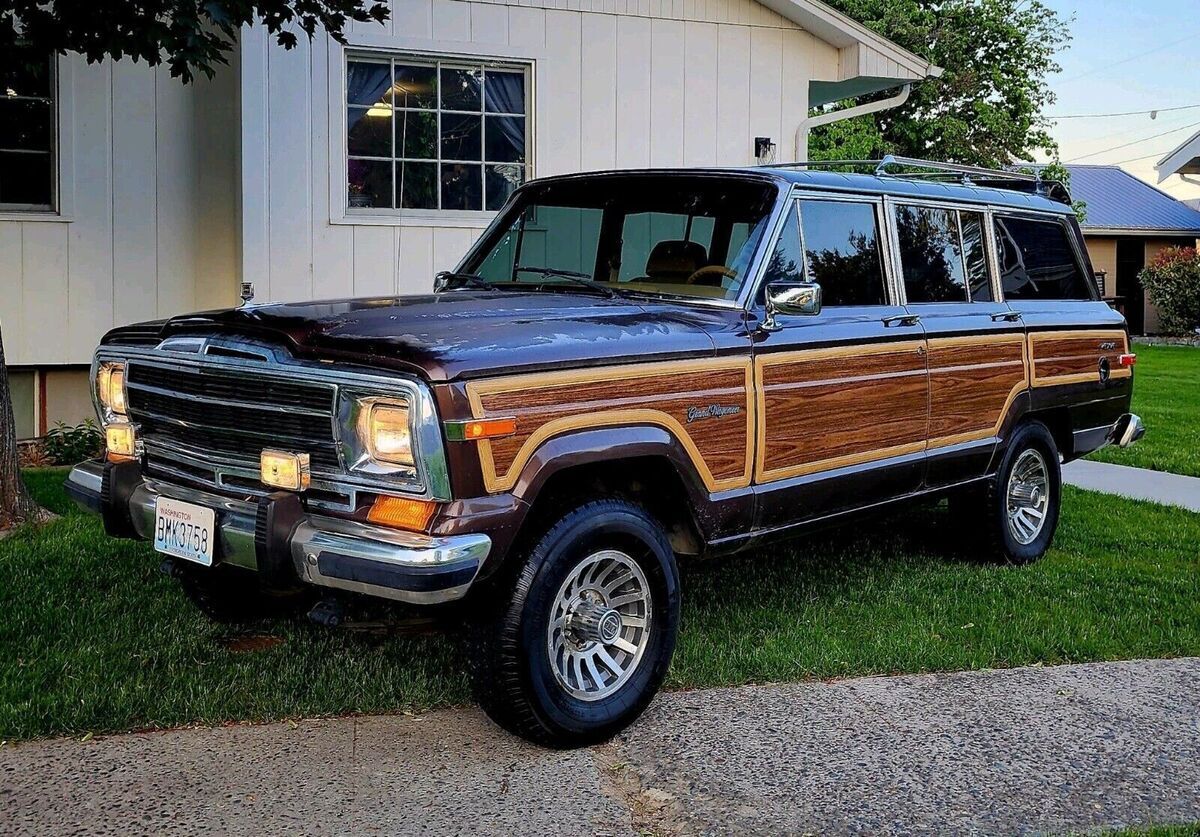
[
  {"x1": 261, "y1": 450, "x2": 311, "y2": 491},
  {"x1": 105, "y1": 423, "x2": 138, "y2": 461},
  {"x1": 367, "y1": 495, "x2": 437, "y2": 531}
]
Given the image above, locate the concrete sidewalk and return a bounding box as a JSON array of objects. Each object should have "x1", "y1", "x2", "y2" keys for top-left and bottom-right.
[
  {"x1": 1063, "y1": 459, "x2": 1200, "y2": 512},
  {"x1": 3, "y1": 658, "x2": 1200, "y2": 836}
]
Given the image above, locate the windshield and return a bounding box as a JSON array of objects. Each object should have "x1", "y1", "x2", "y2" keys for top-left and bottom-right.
[{"x1": 460, "y1": 175, "x2": 780, "y2": 301}]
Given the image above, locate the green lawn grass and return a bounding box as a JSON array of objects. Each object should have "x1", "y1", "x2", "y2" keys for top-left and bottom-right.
[
  {"x1": 2, "y1": 468, "x2": 1198, "y2": 742},
  {"x1": 1088, "y1": 344, "x2": 1200, "y2": 477}
]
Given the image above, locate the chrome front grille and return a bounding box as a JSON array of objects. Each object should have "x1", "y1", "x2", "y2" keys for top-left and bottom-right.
[
  {"x1": 95, "y1": 335, "x2": 452, "y2": 506},
  {"x1": 125, "y1": 362, "x2": 342, "y2": 470}
]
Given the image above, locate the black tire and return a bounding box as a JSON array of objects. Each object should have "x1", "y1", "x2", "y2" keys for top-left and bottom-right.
[
  {"x1": 468, "y1": 499, "x2": 680, "y2": 748},
  {"x1": 955, "y1": 420, "x2": 1061, "y2": 565},
  {"x1": 171, "y1": 560, "x2": 311, "y2": 623}
]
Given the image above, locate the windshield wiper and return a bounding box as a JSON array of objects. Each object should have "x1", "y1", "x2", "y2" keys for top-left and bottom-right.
[
  {"x1": 434, "y1": 271, "x2": 500, "y2": 292},
  {"x1": 514, "y1": 265, "x2": 624, "y2": 298}
]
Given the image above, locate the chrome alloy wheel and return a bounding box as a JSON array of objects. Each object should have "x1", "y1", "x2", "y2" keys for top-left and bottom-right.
[
  {"x1": 547, "y1": 549, "x2": 653, "y2": 702},
  {"x1": 1006, "y1": 449, "x2": 1050, "y2": 545}
]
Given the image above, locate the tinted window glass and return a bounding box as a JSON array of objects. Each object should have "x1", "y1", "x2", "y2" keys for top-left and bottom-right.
[
  {"x1": 896, "y1": 205, "x2": 967, "y2": 303},
  {"x1": 961, "y1": 211, "x2": 992, "y2": 301},
  {"x1": 760, "y1": 205, "x2": 804, "y2": 289},
  {"x1": 799, "y1": 199, "x2": 886, "y2": 306},
  {"x1": 995, "y1": 216, "x2": 1092, "y2": 300}
]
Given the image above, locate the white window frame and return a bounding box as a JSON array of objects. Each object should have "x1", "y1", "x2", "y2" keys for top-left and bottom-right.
[
  {"x1": 0, "y1": 54, "x2": 74, "y2": 223},
  {"x1": 331, "y1": 46, "x2": 534, "y2": 227}
]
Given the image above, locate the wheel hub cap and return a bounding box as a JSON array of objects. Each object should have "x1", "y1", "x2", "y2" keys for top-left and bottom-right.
[
  {"x1": 547, "y1": 549, "x2": 653, "y2": 702},
  {"x1": 1006, "y1": 449, "x2": 1050, "y2": 546}
]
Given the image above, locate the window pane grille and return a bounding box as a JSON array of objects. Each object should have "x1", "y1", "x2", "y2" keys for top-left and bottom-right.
[{"x1": 346, "y1": 56, "x2": 528, "y2": 212}]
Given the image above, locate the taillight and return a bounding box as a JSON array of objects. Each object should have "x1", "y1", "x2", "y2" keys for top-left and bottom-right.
[{"x1": 1118, "y1": 353, "x2": 1136, "y2": 367}]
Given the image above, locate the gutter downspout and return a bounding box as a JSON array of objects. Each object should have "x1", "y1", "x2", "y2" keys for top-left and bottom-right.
[{"x1": 794, "y1": 83, "x2": 912, "y2": 162}]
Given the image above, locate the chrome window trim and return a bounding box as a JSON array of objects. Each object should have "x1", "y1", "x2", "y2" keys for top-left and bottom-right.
[
  {"x1": 749, "y1": 188, "x2": 899, "y2": 310},
  {"x1": 884, "y1": 196, "x2": 998, "y2": 307},
  {"x1": 95, "y1": 336, "x2": 452, "y2": 502}
]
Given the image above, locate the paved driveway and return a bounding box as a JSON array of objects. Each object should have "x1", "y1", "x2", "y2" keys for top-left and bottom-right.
[{"x1": 3, "y1": 658, "x2": 1199, "y2": 835}]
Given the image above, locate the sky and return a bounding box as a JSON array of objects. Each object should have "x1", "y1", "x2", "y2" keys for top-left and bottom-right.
[{"x1": 1037, "y1": 0, "x2": 1200, "y2": 202}]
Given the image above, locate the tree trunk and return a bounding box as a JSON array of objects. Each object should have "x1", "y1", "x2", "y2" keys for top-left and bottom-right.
[{"x1": 0, "y1": 324, "x2": 41, "y2": 527}]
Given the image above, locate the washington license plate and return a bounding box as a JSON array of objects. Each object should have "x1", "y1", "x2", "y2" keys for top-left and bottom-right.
[{"x1": 153, "y1": 497, "x2": 216, "y2": 566}]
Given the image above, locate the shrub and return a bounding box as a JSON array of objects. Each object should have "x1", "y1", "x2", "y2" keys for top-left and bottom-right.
[
  {"x1": 43, "y1": 420, "x2": 103, "y2": 466},
  {"x1": 1140, "y1": 246, "x2": 1200, "y2": 336}
]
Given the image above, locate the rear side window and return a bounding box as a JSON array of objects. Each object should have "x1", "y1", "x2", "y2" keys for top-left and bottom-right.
[
  {"x1": 799, "y1": 199, "x2": 887, "y2": 306},
  {"x1": 895, "y1": 205, "x2": 968, "y2": 303},
  {"x1": 896, "y1": 205, "x2": 995, "y2": 303},
  {"x1": 994, "y1": 216, "x2": 1093, "y2": 301}
]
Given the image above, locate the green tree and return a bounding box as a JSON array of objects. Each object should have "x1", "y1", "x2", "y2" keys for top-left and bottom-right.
[
  {"x1": 811, "y1": 0, "x2": 1071, "y2": 167},
  {"x1": 0, "y1": 0, "x2": 390, "y2": 83},
  {"x1": 0, "y1": 1, "x2": 389, "y2": 526}
]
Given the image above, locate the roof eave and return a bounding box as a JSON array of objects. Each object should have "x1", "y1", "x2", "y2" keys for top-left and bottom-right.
[
  {"x1": 1082, "y1": 226, "x2": 1200, "y2": 238},
  {"x1": 755, "y1": 0, "x2": 941, "y2": 82},
  {"x1": 1155, "y1": 129, "x2": 1200, "y2": 182}
]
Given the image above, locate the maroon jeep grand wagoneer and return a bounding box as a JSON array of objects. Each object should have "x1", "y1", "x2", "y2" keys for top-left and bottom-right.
[{"x1": 69, "y1": 158, "x2": 1143, "y2": 746}]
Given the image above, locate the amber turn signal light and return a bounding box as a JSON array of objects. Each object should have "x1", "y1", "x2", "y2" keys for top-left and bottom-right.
[
  {"x1": 367, "y1": 495, "x2": 438, "y2": 531},
  {"x1": 444, "y1": 417, "x2": 517, "y2": 441},
  {"x1": 1118, "y1": 353, "x2": 1136, "y2": 367}
]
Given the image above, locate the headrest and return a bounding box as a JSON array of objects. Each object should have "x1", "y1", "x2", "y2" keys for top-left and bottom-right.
[{"x1": 645, "y1": 240, "x2": 707, "y2": 281}]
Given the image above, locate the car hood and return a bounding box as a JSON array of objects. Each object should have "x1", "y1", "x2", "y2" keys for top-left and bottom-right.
[{"x1": 113, "y1": 292, "x2": 730, "y2": 381}]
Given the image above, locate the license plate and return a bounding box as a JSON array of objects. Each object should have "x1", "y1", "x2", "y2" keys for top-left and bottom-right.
[{"x1": 153, "y1": 497, "x2": 216, "y2": 566}]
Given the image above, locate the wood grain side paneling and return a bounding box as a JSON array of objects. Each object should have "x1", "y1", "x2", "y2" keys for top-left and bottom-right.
[
  {"x1": 465, "y1": 358, "x2": 755, "y2": 494},
  {"x1": 926, "y1": 333, "x2": 1028, "y2": 449},
  {"x1": 755, "y1": 341, "x2": 928, "y2": 481},
  {"x1": 1029, "y1": 329, "x2": 1130, "y2": 388}
]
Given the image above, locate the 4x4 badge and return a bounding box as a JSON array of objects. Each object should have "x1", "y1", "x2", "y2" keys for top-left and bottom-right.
[{"x1": 686, "y1": 405, "x2": 742, "y2": 423}]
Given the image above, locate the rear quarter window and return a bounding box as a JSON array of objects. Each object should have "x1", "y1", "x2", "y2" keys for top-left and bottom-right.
[{"x1": 994, "y1": 215, "x2": 1094, "y2": 301}]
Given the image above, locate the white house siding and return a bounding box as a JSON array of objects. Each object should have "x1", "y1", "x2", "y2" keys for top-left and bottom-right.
[
  {"x1": 239, "y1": 0, "x2": 842, "y2": 303},
  {"x1": 0, "y1": 52, "x2": 240, "y2": 371}
]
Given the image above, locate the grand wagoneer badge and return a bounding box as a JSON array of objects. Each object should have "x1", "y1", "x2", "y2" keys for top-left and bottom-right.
[{"x1": 686, "y1": 404, "x2": 743, "y2": 423}]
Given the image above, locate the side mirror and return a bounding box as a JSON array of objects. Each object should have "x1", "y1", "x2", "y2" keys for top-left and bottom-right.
[{"x1": 763, "y1": 281, "x2": 821, "y2": 331}]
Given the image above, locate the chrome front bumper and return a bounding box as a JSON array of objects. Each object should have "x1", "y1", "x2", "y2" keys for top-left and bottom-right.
[{"x1": 65, "y1": 460, "x2": 489, "y2": 605}]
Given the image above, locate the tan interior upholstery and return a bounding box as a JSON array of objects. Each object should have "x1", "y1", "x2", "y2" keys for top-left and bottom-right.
[{"x1": 644, "y1": 240, "x2": 707, "y2": 283}]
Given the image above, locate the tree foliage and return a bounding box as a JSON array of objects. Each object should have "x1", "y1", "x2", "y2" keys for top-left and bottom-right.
[
  {"x1": 0, "y1": 0, "x2": 390, "y2": 84},
  {"x1": 812, "y1": 0, "x2": 1071, "y2": 167}
]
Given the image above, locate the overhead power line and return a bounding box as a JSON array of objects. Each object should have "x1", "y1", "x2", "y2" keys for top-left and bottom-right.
[
  {"x1": 1049, "y1": 103, "x2": 1200, "y2": 120},
  {"x1": 1066, "y1": 119, "x2": 1200, "y2": 163},
  {"x1": 1057, "y1": 31, "x2": 1199, "y2": 84}
]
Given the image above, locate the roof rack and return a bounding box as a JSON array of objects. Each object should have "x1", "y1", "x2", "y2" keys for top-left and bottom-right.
[{"x1": 764, "y1": 155, "x2": 1070, "y2": 203}]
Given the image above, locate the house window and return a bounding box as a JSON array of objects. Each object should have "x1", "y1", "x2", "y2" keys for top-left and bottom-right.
[
  {"x1": 0, "y1": 53, "x2": 56, "y2": 211},
  {"x1": 346, "y1": 55, "x2": 529, "y2": 213}
]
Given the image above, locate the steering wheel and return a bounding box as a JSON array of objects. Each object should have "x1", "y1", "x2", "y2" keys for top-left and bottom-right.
[{"x1": 685, "y1": 265, "x2": 737, "y2": 285}]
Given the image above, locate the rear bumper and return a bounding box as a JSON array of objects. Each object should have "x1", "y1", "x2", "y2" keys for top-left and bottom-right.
[
  {"x1": 65, "y1": 460, "x2": 489, "y2": 605},
  {"x1": 1108, "y1": 413, "x2": 1145, "y2": 448}
]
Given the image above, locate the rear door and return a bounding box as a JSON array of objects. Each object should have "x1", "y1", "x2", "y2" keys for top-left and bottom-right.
[
  {"x1": 751, "y1": 193, "x2": 929, "y2": 531},
  {"x1": 886, "y1": 199, "x2": 1029, "y2": 487},
  {"x1": 994, "y1": 212, "x2": 1132, "y2": 436}
]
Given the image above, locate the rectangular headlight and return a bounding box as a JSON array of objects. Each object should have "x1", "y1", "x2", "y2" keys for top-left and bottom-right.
[
  {"x1": 96, "y1": 362, "x2": 128, "y2": 417},
  {"x1": 360, "y1": 401, "x2": 414, "y2": 466}
]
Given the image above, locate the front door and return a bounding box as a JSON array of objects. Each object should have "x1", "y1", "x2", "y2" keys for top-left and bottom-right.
[
  {"x1": 752, "y1": 195, "x2": 929, "y2": 532},
  {"x1": 1116, "y1": 238, "x2": 1145, "y2": 335},
  {"x1": 888, "y1": 199, "x2": 1029, "y2": 487}
]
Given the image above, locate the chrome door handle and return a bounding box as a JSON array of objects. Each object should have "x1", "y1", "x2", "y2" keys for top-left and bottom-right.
[
  {"x1": 881, "y1": 314, "x2": 921, "y2": 327},
  {"x1": 990, "y1": 311, "x2": 1022, "y2": 322}
]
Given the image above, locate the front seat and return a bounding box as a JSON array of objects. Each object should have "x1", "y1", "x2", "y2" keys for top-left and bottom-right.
[{"x1": 644, "y1": 240, "x2": 707, "y2": 284}]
